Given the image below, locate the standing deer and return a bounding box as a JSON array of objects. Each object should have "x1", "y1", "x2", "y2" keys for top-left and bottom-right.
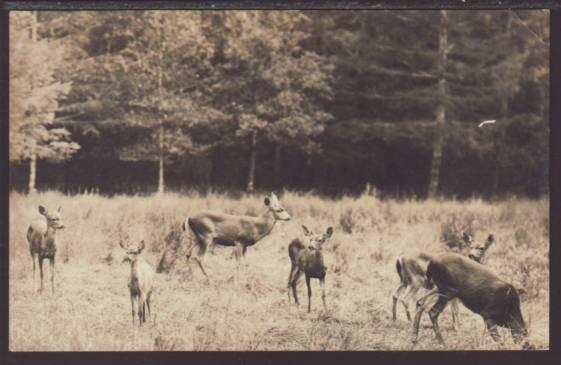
[
  {"x1": 412, "y1": 252, "x2": 528, "y2": 346},
  {"x1": 156, "y1": 192, "x2": 291, "y2": 276},
  {"x1": 392, "y1": 232, "x2": 494, "y2": 325},
  {"x1": 287, "y1": 225, "x2": 334, "y2": 313},
  {"x1": 27, "y1": 205, "x2": 64, "y2": 294},
  {"x1": 121, "y1": 240, "x2": 154, "y2": 326}
]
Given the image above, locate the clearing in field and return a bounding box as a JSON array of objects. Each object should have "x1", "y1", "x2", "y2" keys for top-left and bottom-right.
[{"x1": 9, "y1": 192, "x2": 550, "y2": 351}]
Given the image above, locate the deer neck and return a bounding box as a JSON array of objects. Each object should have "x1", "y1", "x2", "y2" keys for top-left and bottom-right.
[{"x1": 254, "y1": 209, "x2": 277, "y2": 242}]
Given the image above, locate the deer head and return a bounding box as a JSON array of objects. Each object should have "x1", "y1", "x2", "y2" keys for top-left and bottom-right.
[
  {"x1": 121, "y1": 240, "x2": 146, "y2": 264},
  {"x1": 264, "y1": 192, "x2": 291, "y2": 221},
  {"x1": 466, "y1": 234, "x2": 494, "y2": 263},
  {"x1": 38, "y1": 205, "x2": 65, "y2": 230},
  {"x1": 302, "y1": 225, "x2": 334, "y2": 251}
]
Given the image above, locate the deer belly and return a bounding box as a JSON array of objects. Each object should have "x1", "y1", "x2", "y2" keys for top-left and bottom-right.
[
  {"x1": 214, "y1": 237, "x2": 236, "y2": 246},
  {"x1": 306, "y1": 265, "x2": 327, "y2": 279}
]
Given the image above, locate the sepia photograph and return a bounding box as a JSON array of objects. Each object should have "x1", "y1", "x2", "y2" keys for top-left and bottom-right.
[{"x1": 7, "y1": 8, "x2": 550, "y2": 351}]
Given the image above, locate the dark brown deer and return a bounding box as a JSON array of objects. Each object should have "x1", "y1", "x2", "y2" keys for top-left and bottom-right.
[
  {"x1": 412, "y1": 252, "x2": 528, "y2": 346},
  {"x1": 392, "y1": 232, "x2": 494, "y2": 325},
  {"x1": 287, "y1": 225, "x2": 334, "y2": 313},
  {"x1": 27, "y1": 205, "x2": 64, "y2": 294},
  {"x1": 121, "y1": 240, "x2": 154, "y2": 326},
  {"x1": 156, "y1": 192, "x2": 291, "y2": 277}
]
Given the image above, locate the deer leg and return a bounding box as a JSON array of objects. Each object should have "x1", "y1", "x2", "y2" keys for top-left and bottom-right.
[
  {"x1": 31, "y1": 253, "x2": 37, "y2": 291},
  {"x1": 38, "y1": 257, "x2": 45, "y2": 293},
  {"x1": 287, "y1": 264, "x2": 298, "y2": 303},
  {"x1": 484, "y1": 318, "x2": 502, "y2": 343},
  {"x1": 137, "y1": 296, "x2": 143, "y2": 326},
  {"x1": 193, "y1": 241, "x2": 209, "y2": 278},
  {"x1": 305, "y1": 274, "x2": 312, "y2": 313},
  {"x1": 130, "y1": 295, "x2": 136, "y2": 326},
  {"x1": 320, "y1": 278, "x2": 327, "y2": 312},
  {"x1": 450, "y1": 299, "x2": 459, "y2": 330},
  {"x1": 146, "y1": 292, "x2": 152, "y2": 322},
  {"x1": 291, "y1": 269, "x2": 303, "y2": 306},
  {"x1": 234, "y1": 242, "x2": 243, "y2": 268},
  {"x1": 399, "y1": 285, "x2": 415, "y2": 321},
  {"x1": 411, "y1": 298, "x2": 426, "y2": 343},
  {"x1": 392, "y1": 283, "x2": 407, "y2": 321},
  {"x1": 428, "y1": 296, "x2": 449, "y2": 345},
  {"x1": 241, "y1": 245, "x2": 249, "y2": 268},
  {"x1": 50, "y1": 257, "x2": 55, "y2": 295}
]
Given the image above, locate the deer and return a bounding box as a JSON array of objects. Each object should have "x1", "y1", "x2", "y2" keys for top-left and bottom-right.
[
  {"x1": 392, "y1": 232, "x2": 494, "y2": 326},
  {"x1": 120, "y1": 240, "x2": 154, "y2": 326},
  {"x1": 411, "y1": 252, "x2": 529, "y2": 347},
  {"x1": 27, "y1": 205, "x2": 65, "y2": 294},
  {"x1": 156, "y1": 192, "x2": 291, "y2": 277},
  {"x1": 287, "y1": 225, "x2": 334, "y2": 313}
]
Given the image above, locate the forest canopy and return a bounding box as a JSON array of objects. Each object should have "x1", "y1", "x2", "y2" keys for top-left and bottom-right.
[{"x1": 9, "y1": 10, "x2": 550, "y2": 198}]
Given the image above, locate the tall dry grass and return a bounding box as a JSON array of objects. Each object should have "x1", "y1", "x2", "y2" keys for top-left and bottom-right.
[{"x1": 9, "y1": 191, "x2": 549, "y2": 351}]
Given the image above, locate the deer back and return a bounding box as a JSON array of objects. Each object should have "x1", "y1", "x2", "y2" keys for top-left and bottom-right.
[
  {"x1": 427, "y1": 253, "x2": 511, "y2": 313},
  {"x1": 397, "y1": 252, "x2": 432, "y2": 287}
]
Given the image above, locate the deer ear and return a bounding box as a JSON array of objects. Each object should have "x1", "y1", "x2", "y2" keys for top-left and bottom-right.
[
  {"x1": 38, "y1": 205, "x2": 47, "y2": 215},
  {"x1": 139, "y1": 240, "x2": 145, "y2": 252},
  {"x1": 486, "y1": 234, "x2": 495, "y2": 244},
  {"x1": 462, "y1": 232, "x2": 472, "y2": 244},
  {"x1": 264, "y1": 197, "x2": 271, "y2": 206},
  {"x1": 301, "y1": 225, "x2": 311, "y2": 236},
  {"x1": 119, "y1": 241, "x2": 126, "y2": 250},
  {"x1": 325, "y1": 226, "x2": 334, "y2": 238}
]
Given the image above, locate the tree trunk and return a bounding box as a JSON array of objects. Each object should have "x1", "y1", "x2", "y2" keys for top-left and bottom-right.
[
  {"x1": 28, "y1": 11, "x2": 38, "y2": 195},
  {"x1": 158, "y1": 123, "x2": 164, "y2": 195},
  {"x1": 491, "y1": 12, "x2": 513, "y2": 196},
  {"x1": 29, "y1": 148, "x2": 37, "y2": 194},
  {"x1": 247, "y1": 131, "x2": 257, "y2": 193},
  {"x1": 156, "y1": 13, "x2": 165, "y2": 196},
  {"x1": 428, "y1": 10, "x2": 448, "y2": 198},
  {"x1": 274, "y1": 144, "x2": 281, "y2": 188}
]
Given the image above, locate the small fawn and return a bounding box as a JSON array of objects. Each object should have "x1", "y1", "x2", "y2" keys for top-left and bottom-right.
[
  {"x1": 392, "y1": 232, "x2": 494, "y2": 325},
  {"x1": 121, "y1": 240, "x2": 154, "y2": 326},
  {"x1": 27, "y1": 205, "x2": 64, "y2": 294},
  {"x1": 287, "y1": 225, "x2": 334, "y2": 312}
]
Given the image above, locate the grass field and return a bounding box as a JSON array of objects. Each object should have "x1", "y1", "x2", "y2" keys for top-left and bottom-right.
[{"x1": 9, "y1": 191, "x2": 549, "y2": 351}]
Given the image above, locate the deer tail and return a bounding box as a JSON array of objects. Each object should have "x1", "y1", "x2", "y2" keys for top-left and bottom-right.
[{"x1": 396, "y1": 256, "x2": 404, "y2": 282}]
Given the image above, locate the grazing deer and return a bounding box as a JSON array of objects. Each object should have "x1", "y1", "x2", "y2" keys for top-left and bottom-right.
[
  {"x1": 156, "y1": 192, "x2": 291, "y2": 277},
  {"x1": 287, "y1": 225, "x2": 334, "y2": 313},
  {"x1": 392, "y1": 232, "x2": 494, "y2": 325},
  {"x1": 27, "y1": 205, "x2": 64, "y2": 294},
  {"x1": 121, "y1": 240, "x2": 154, "y2": 326},
  {"x1": 412, "y1": 252, "x2": 528, "y2": 346}
]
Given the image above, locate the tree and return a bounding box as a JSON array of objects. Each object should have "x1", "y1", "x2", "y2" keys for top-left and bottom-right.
[
  {"x1": 212, "y1": 11, "x2": 334, "y2": 192},
  {"x1": 427, "y1": 10, "x2": 449, "y2": 198},
  {"x1": 10, "y1": 11, "x2": 78, "y2": 193}
]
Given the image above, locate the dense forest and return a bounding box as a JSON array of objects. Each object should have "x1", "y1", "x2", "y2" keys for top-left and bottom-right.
[{"x1": 9, "y1": 10, "x2": 549, "y2": 198}]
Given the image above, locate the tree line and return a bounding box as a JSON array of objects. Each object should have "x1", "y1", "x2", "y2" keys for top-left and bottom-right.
[{"x1": 9, "y1": 10, "x2": 549, "y2": 198}]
